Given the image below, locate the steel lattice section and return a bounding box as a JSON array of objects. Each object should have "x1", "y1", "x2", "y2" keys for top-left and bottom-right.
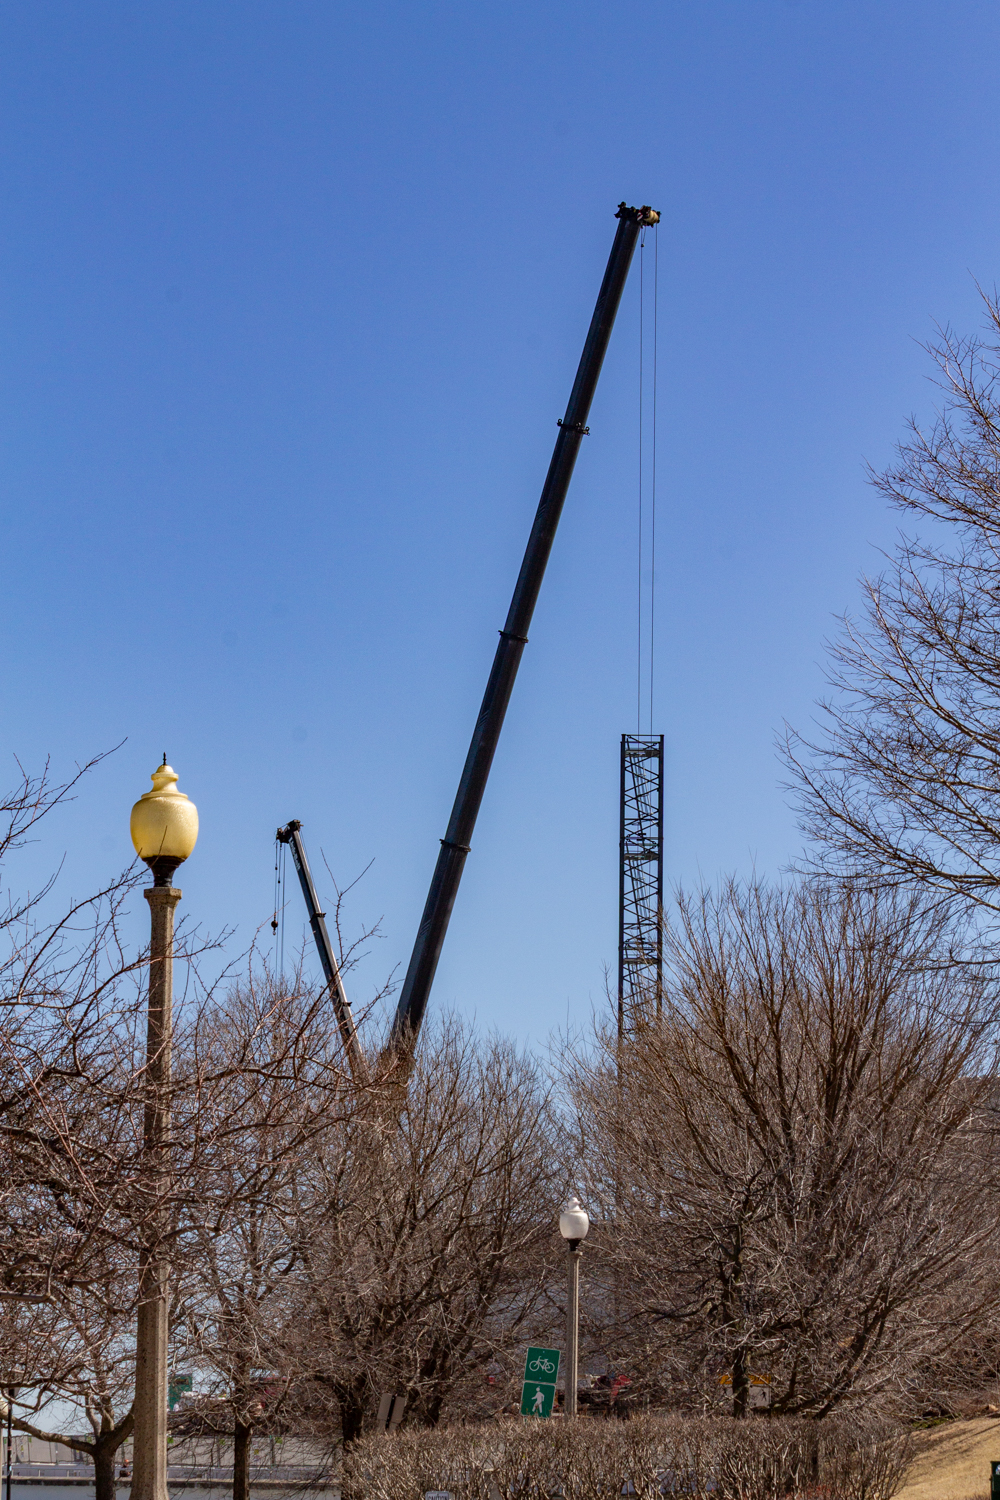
[{"x1": 618, "y1": 734, "x2": 664, "y2": 1036}]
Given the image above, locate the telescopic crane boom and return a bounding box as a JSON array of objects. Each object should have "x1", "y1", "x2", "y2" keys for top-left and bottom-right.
[
  {"x1": 389, "y1": 202, "x2": 658, "y2": 1049},
  {"x1": 275, "y1": 819, "x2": 368, "y2": 1081}
]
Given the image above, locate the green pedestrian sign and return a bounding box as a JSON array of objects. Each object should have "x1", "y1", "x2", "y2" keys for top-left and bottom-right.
[
  {"x1": 520, "y1": 1346, "x2": 560, "y2": 1418},
  {"x1": 991, "y1": 1460, "x2": 1000, "y2": 1500},
  {"x1": 167, "y1": 1374, "x2": 193, "y2": 1411}
]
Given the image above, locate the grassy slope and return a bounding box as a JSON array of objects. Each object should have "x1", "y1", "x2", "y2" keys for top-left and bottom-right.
[{"x1": 896, "y1": 1417, "x2": 1000, "y2": 1500}]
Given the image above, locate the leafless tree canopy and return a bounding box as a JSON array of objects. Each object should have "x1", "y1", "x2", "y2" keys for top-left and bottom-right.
[
  {"x1": 787, "y1": 292, "x2": 1000, "y2": 921},
  {"x1": 0, "y1": 759, "x2": 566, "y2": 1470},
  {"x1": 5, "y1": 753, "x2": 1000, "y2": 1470},
  {"x1": 170, "y1": 972, "x2": 364, "y2": 1499},
  {"x1": 573, "y1": 880, "x2": 1000, "y2": 1418},
  {"x1": 0, "y1": 756, "x2": 352, "y2": 1496},
  {"x1": 0, "y1": 757, "x2": 149, "y2": 1497},
  {"x1": 274, "y1": 1018, "x2": 563, "y2": 1445}
]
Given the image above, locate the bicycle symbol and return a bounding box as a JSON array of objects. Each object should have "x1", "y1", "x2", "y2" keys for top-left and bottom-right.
[{"x1": 528, "y1": 1357, "x2": 555, "y2": 1374}]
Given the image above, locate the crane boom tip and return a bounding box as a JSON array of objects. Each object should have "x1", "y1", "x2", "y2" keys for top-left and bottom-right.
[{"x1": 616, "y1": 203, "x2": 660, "y2": 225}]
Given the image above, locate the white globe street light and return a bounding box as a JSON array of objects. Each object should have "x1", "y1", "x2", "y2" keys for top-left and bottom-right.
[
  {"x1": 559, "y1": 1196, "x2": 590, "y2": 1418},
  {"x1": 559, "y1": 1196, "x2": 590, "y2": 1248}
]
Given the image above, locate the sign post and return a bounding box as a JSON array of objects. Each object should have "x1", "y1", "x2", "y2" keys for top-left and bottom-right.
[{"x1": 520, "y1": 1347, "x2": 560, "y2": 1419}]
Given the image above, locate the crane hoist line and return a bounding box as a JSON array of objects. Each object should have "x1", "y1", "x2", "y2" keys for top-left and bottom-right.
[{"x1": 278, "y1": 201, "x2": 660, "y2": 1074}]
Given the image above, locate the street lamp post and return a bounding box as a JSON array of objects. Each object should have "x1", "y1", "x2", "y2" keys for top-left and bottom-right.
[
  {"x1": 559, "y1": 1196, "x2": 590, "y2": 1420},
  {"x1": 4, "y1": 1384, "x2": 13, "y2": 1500},
  {"x1": 129, "y1": 760, "x2": 198, "y2": 1500}
]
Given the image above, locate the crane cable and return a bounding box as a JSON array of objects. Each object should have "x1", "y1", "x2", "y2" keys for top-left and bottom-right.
[
  {"x1": 650, "y1": 224, "x2": 658, "y2": 736},
  {"x1": 637, "y1": 230, "x2": 644, "y2": 734},
  {"x1": 272, "y1": 834, "x2": 287, "y2": 979},
  {"x1": 636, "y1": 223, "x2": 659, "y2": 735}
]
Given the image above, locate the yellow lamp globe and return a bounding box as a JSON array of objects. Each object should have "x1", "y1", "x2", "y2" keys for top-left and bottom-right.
[{"x1": 130, "y1": 758, "x2": 199, "y2": 885}]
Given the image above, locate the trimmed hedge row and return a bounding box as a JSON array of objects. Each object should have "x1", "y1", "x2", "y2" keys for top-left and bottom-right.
[{"x1": 345, "y1": 1412, "x2": 913, "y2": 1499}]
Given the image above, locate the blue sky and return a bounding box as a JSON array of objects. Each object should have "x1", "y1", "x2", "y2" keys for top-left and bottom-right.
[{"x1": 4, "y1": 1, "x2": 999, "y2": 1044}]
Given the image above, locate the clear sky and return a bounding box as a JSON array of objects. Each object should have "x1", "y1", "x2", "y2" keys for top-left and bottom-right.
[{"x1": 4, "y1": 1, "x2": 999, "y2": 1045}]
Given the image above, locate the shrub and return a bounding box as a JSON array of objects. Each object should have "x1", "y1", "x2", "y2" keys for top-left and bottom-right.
[
  {"x1": 342, "y1": 1411, "x2": 914, "y2": 1500},
  {"x1": 818, "y1": 1416, "x2": 915, "y2": 1500}
]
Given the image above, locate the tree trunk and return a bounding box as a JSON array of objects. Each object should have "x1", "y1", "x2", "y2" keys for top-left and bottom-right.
[
  {"x1": 10, "y1": 1424, "x2": 131, "y2": 1500},
  {"x1": 93, "y1": 1441, "x2": 120, "y2": 1500},
  {"x1": 410, "y1": 1352, "x2": 448, "y2": 1427},
  {"x1": 420, "y1": 1392, "x2": 444, "y2": 1427},
  {"x1": 726, "y1": 1222, "x2": 749, "y2": 1419},
  {"x1": 732, "y1": 1347, "x2": 749, "y2": 1420},
  {"x1": 233, "y1": 1418, "x2": 252, "y2": 1500},
  {"x1": 338, "y1": 1381, "x2": 367, "y2": 1448},
  {"x1": 809, "y1": 1424, "x2": 820, "y2": 1485}
]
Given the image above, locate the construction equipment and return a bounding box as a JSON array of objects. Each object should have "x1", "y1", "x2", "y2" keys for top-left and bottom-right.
[
  {"x1": 618, "y1": 733, "x2": 665, "y2": 1037},
  {"x1": 280, "y1": 202, "x2": 659, "y2": 1066},
  {"x1": 275, "y1": 820, "x2": 367, "y2": 1080}
]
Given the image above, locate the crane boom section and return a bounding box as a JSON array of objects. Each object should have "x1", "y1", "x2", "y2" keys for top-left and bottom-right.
[
  {"x1": 276, "y1": 820, "x2": 368, "y2": 1080},
  {"x1": 390, "y1": 202, "x2": 659, "y2": 1048}
]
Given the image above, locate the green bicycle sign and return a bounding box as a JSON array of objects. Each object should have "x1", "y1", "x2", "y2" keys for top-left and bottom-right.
[{"x1": 520, "y1": 1346, "x2": 560, "y2": 1419}]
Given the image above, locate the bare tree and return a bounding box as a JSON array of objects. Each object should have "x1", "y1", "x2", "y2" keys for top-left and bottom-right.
[
  {"x1": 0, "y1": 756, "x2": 151, "y2": 1497},
  {"x1": 167, "y1": 860, "x2": 398, "y2": 1500},
  {"x1": 0, "y1": 757, "x2": 398, "y2": 1500},
  {"x1": 573, "y1": 879, "x2": 1000, "y2": 1417},
  {"x1": 170, "y1": 969, "x2": 361, "y2": 1500},
  {"x1": 0, "y1": 1255, "x2": 136, "y2": 1500},
  {"x1": 0, "y1": 756, "x2": 146, "y2": 1298},
  {"x1": 274, "y1": 1019, "x2": 561, "y2": 1445},
  {"x1": 0, "y1": 753, "x2": 279, "y2": 1498},
  {"x1": 786, "y1": 291, "x2": 1000, "y2": 923}
]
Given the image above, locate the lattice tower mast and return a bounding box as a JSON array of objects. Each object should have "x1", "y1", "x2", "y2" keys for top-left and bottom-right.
[{"x1": 618, "y1": 734, "x2": 664, "y2": 1036}]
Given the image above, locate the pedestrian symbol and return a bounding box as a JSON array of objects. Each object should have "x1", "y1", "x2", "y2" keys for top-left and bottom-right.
[
  {"x1": 521, "y1": 1382, "x2": 555, "y2": 1418},
  {"x1": 520, "y1": 1347, "x2": 560, "y2": 1419}
]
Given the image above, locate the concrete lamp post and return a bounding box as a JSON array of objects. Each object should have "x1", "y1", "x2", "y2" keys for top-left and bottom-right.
[
  {"x1": 129, "y1": 760, "x2": 198, "y2": 1500},
  {"x1": 559, "y1": 1195, "x2": 590, "y2": 1420}
]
